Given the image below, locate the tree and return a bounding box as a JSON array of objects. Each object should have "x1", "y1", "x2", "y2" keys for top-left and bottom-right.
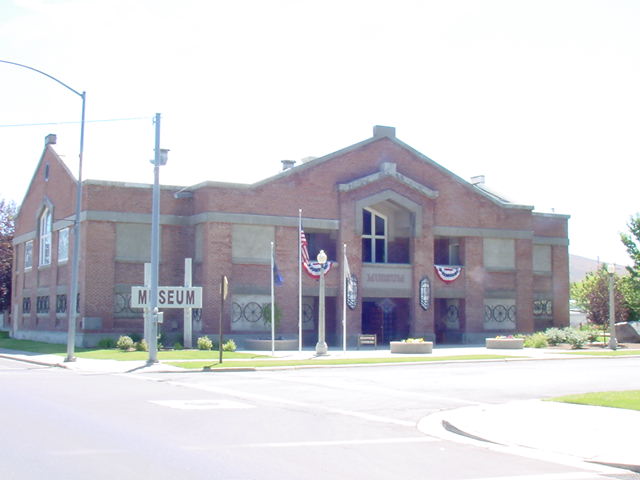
[
  {"x1": 571, "y1": 266, "x2": 628, "y2": 330},
  {"x1": 620, "y1": 214, "x2": 640, "y2": 320},
  {"x1": 619, "y1": 275, "x2": 640, "y2": 321},
  {"x1": 0, "y1": 199, "x2": 16, "y2": 312},
  {"x1": 621, "y1": 214, "x2": 640, "y2": 278}
]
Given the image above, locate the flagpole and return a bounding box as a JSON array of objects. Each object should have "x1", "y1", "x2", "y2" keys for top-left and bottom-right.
[
  {"x1": 298, "y1": 209, "x2": 302, "y2": 351},
  {"x1": 343, "y1": 243, "x2": 347, "y2": 353},
  {"x1": 271, "y1": 241, "x2": 275, "y2": 357}
]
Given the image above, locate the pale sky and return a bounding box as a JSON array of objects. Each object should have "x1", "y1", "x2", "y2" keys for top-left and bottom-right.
[{"x1": 1, "y1": 0, "x2": 638, "y2": 266}]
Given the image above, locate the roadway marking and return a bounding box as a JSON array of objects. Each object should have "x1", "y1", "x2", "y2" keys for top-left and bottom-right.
[
  {"x1": 163, "y1": 381, "x2": 415, "y2": 427},
  {"x1": 150, "y1": 399, "x2": 254, "y2": 410},
  {"x1": 47, "y1": 449, "x2": 127, "y2": 456},
  {"x1": 183, "y1": 437, "x2": 438, "y2": 450},
  {"x1": 253, "y1": 373, "x2": 479, "y2": 405},
  {"x1": 241, "y1": 437, "x2": 439, "y2": 448}
]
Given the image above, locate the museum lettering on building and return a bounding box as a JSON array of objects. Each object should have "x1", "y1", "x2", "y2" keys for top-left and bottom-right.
[{"x1": 11, "y1": 126, "x2": 569, "y2": 347}]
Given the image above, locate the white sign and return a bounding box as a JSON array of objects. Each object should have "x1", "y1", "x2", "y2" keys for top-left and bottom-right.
[{"x1": 131, "y1": 286, "x2": 203, "y2": 309}]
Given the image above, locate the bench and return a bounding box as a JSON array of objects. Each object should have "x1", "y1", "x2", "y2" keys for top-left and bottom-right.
[{"x1": 357, "y1": 334, "x2": 377, "y2": 349}]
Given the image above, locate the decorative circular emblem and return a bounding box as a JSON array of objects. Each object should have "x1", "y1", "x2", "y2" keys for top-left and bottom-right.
[
  {"x1": 346, "y1": 274, "x2": 358, "y2": 310},
  {"x1": 419, "y1": 277, "x2": 431, "y2": 311},
  {"x1": 243, "y1": 302, "x2": 263, "y2": 322},
  {"x1": 231, "y1": 302, "x2": 242, "y2": 322}
]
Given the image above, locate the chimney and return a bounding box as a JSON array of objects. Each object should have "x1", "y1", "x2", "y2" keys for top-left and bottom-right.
[
  {"x1": 281, "y1": 159, "x2": 296, "y2": 171},
  {"x1": 45, "y1": 133, "x2": 57, "y2": 146},
  {"x1": 373, "y1": 125, "x2": 396, "y2": 139},
  {"x1": 470, "y1": 175, "x2": 485, "y2": 185}
]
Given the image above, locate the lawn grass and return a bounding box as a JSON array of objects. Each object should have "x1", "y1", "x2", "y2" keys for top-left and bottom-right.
[
  {"x1": 167, "y1": 354, "x2": 519, "y2": 370},
  {"x1": 0, "y1": 337, "x2": 267, "y2": 361},
  {"x1": 560, "y1": 349, "x2": 640, "y2": 356},
  {"x1": 548, "y1": 390, "x2": 640, "y2": 411},
  {"x1": 0, "y1": 337, "x2": 86, "y2": 355},
  {"x1": 75, "y1": 349, "x2": 266, "y2": 361}
]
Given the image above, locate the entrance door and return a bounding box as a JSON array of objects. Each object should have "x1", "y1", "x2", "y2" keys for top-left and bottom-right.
[
  {"x1": 362, "y1": 301, "x2": 383, "y2": 342},
  {"x1": 435, "y1": 298, "x2": 464, "y2": 344},
  {"x1": 362, "y1": 299, "x2": 408, "y2": 343}
]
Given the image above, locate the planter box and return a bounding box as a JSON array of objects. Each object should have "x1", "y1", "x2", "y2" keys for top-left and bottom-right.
[
  {"x1": 485, "y1": 338, "x2": 524, "y2": 349},
  {"x1": 390, "y1": 341, "x2": 433, "y2": 354},
  {"x1": 244, "y1": 339, "x2": 298, "y2": 351}
]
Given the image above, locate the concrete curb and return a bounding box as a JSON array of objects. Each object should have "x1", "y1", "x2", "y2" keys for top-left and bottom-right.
[{"x1": 418, "y1": 402, "x2": 640, "y2": 475}]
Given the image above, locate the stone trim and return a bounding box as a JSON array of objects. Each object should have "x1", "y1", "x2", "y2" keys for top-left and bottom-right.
[
  {"x1": 83, "y1": 210, "x2": 339, "y2": 230},
  {"x1": 533, "y1": 236, "x2": 569, "y2": 246},
  {"x1": 338, "y1": 162, "x2": 439, "y2": 199}
]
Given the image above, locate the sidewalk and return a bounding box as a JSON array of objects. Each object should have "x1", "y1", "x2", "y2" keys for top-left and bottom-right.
[
  {"x1": 1, "y1": 345, "x2": 639, "y2": 472},
  {"x1": 0, "y1": 344, "x2": 578, "y2": 373},
  {"x1": 420, "y1": 399, "x2": 640, "y2": 473}
]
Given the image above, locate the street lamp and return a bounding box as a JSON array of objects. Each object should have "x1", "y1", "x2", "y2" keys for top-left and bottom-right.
[
  {"x1": 607, "y1": 263, "x2": 618, "y2": 351},
  {"x1": 315, "y1": 250, "x2": 328, "y2": 355},
  {"x1": 148, "y1": 113, "x2": 168, "y2": 364},
  {"x1": 0, "y1": 60, "x2": 85, "y2": 362}
]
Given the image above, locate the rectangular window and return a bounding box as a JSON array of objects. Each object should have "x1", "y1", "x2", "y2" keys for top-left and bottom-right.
[
  {"x1": 58, "y1": 228, "x2": 69, "y2": 263},
  {"x1": 22, "y1": 297, "x2": 31, "y2": 314},
  {"x1": 56, "y1": 294, "x2": 67, "y2": 314},
  {"x1": 24, "y1": 241, "x2": 33, "y2": 270},
  {"x1": 362, "y1": 208, "x2": 387, "y2": 263},
  {"x1": 533, "y1": 245, "x2": 552, "y2": 273},
  {"x1": 231, "y1": 225, "x2": 274, "y2": 263},
  {"x1": 39, "y1": 208, "x2": 52, "y2": 266},
  {"x1": 483, "y1": 238, "x2": 515, "y2": 270},
  {"x1": 36, "y1": 296, "x2": 50, "y2": 314},
  {"x1": 434, "y1": 238, "x2": 462, "y2": 265}
]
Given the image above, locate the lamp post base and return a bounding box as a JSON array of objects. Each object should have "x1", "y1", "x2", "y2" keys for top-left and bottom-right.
[{"x1": 315, "y1": 341, "x2": 328, "y2": 355}]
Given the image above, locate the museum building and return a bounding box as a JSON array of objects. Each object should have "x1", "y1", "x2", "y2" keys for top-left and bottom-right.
[{"x1": 10, "y1": 126, "x2": 570, "y2": 347}]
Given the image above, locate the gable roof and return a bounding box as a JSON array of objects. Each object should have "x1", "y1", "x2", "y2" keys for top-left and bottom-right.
[{"x1": 250, "y1": 125, "x2": 534, "y2": 210}]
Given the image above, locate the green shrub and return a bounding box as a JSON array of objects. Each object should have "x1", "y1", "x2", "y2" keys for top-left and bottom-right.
[
  {"x1": 0, "y1": 331, "x2": 10, "y2": 339},
  {"x1": 173, "y1": 342, "x2": 183, "y2": 350},
  {"x1": 565, "y1": 329, "x2": 588, "y2": 349},
  {"x1": 135, "y1": 339, "x2": 148, "y2": 352},
  {"x1": 116, "y1": 335, "x2": 134, "y2": 351},
  {"x1": 222, "y1": 339, "x2": 237, "y2": 352},
  {"x1": 579, "y1": 323, "x2": 600, "y2": 343},
  {"x1": 524, "y1": 332, "x2": 548, "y2": 348},
  {"x1": 197, "y1": 335, "x2": 213, "y2": 351},
  {"x1": 97, "y1": 338, "x2": 115, "y2": 349},
  {"x1": 262, "y1": 303, "x2": 282, "y2": 331},
  {"x1": 544, "y1": 327, "x2": 567, "y2": 345}
]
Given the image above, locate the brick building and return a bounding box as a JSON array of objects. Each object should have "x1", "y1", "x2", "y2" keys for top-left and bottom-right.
[{"x1": 11, "y1": 126, "x2": 570, "y2": 347}]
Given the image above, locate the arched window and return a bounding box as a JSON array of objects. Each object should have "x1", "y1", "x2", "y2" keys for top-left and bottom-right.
[{"x1": 39, "y1": 207, "x2": 52, "y2": 266}]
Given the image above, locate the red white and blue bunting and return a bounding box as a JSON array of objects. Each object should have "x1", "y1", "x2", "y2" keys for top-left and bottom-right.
[
  {"x1": 434, "y1": 265, "x2": 463, "y2": 283},
  {"x1": 303, "y1": 261, "x2": 333, "y2": 279}
]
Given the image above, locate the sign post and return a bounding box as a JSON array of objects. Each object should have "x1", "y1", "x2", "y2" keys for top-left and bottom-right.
[
  {"x1": 219, "y1": 275, "x2": 228, "y2": 364},
  {"x1": 183, "y1": 258, "x2": 193, "y2": 349}
]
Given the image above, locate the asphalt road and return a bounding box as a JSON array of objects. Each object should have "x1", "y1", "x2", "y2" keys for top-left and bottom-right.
[{"x1": 1, "y1": 356, "x2": 638, "y2": 480}]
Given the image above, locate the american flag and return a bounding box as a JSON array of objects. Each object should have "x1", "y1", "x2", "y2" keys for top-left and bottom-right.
[
  {"x1": 300, "y1": 227, "x2": 310, "y2": 266},
  {"x1": 300, "y1": 226, "x2": 332, "y2": 279}
]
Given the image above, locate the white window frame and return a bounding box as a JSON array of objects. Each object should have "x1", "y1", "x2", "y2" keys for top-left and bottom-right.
[
  {"x1": 39, "y1": 208, "x2": 52, "y2": 266},
  {"x1": 24, "y1": 240, "x2": 33, "y2": 271},
  {"x1": 58, "y1": 227, "x2": 69, "y2": 263},
  {"x1": 362, "y1": 208, "x2": 387, "y2": 263}
]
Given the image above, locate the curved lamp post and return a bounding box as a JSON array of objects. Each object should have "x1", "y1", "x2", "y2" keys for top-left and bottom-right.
[
  {"x1": 315, "y1": 249, "x2": 328, "y2": 355},
  {"x1": 0, "y1": 60, "x2": 85, "y2": 362},
  {"x1": 607, "y1": 263, "x2": 618, "y2": 350}
]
